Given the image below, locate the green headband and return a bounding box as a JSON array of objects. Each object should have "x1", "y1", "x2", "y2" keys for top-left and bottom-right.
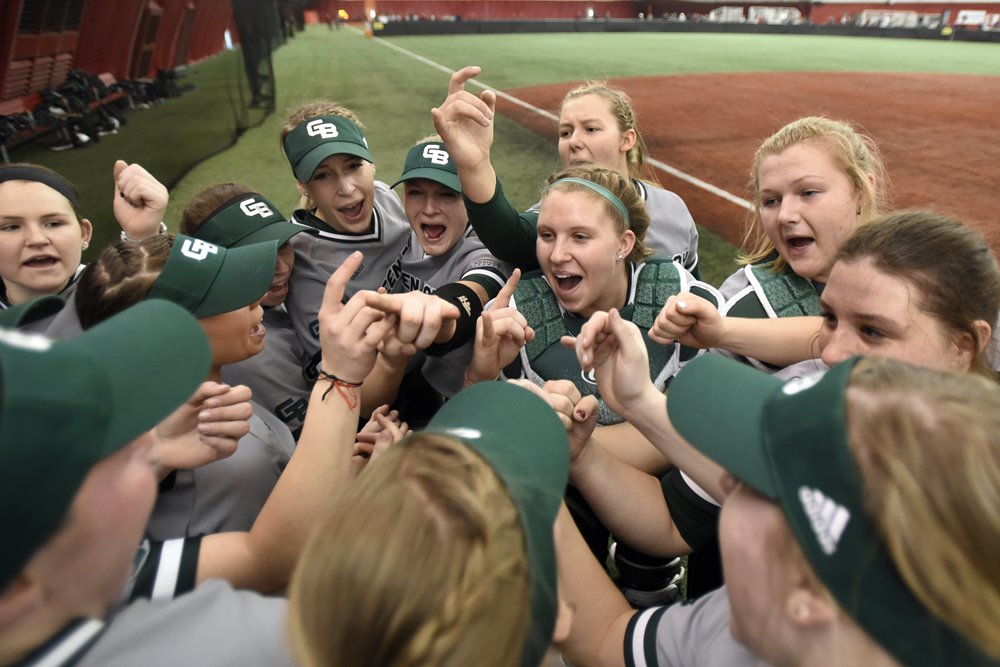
[
  {"x1": 668, "y1": 355, "x2": 993, "y2": 666},
  {"x1": 424, "y1": 381, "x2": 569, "y2": 667},
  {"x1": 548, "y1": 177, "x2": 630, "y2": 227}
]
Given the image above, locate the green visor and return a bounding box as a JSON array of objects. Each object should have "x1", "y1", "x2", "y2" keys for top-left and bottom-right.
[
  {"x1": 148, "y1": 235, "x2": 277, "y2": 318},
  {"x1": 0, "y1": 300, "x2": 210, "y2": 590},
  {"x1": 424, "y1": 381, "x2": 569, "y2": 667},
  {"x1": 391, "y1": 141, "x2": 462, "y2": 193},
  {"x1": 193, "y1": 193, "x2": 302, "y2": 249},
  {"x1": 667, "y1": 355, "x2": 993, "y2": 667},
  {"x1": 282, "y1": 115, "x2": 373, "y2": 183},
  {"x1": 0, "y1": 295, "x2": 64, "y2": 329}
]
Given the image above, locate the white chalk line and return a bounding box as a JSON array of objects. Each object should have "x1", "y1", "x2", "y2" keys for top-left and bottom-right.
[{"x1": 363, "y1": 29, "x2": 753, "y2": 211}]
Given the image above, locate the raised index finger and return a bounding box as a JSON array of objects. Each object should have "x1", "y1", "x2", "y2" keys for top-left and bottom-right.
[
  {"x1": 490, "y1": 268, "x2": 521, "y2": 311},
  {"x1": 321, "y1": 251, "x2": 363, "y2": 316},
  {"x1": 449, "y1": 66, "x2": 482, "y2": 96}
]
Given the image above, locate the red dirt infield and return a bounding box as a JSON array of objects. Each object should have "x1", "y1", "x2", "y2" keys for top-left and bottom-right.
[{"x1": 499, "y1": 72, "x2": 1000, "y2": 255}]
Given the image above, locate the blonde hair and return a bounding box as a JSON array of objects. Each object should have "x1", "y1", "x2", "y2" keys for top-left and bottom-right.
[
  {"x1": 280, "y1": 100, "x2": 367, "y2": 210},
  {"x1": 739, "y1": 116, "x2": 890, "y2": 273},
  {"x1": 561, "y1": 82, "x2": 652, "y2": 182},
  {"x1": 287, "y1": 433, "x2": 531, "y2": 667},
  {"x1": 543, "y1": 165, "x2": 652, "y2": 263},
  {"x1": 845, "y1": 359, "x2": 1000, "y2": 659}
]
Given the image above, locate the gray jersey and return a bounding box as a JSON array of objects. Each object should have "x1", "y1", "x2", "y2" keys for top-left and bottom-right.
[
  {"x1": 386, "y1": 227, "x2": 510, "y2": 397},
  {"x1": 636, "y1": 180, "x2": 700, "y2": 274},
  {"x1": 72, "y1": 580, "x2": 294, "y2": 667},
  {"x1": 624, "y1": 587, "x2": 768, "y2": 667},
  {"x1": 528, "y1": 180, "x2": 700, "y2": 273},
  {"x1": 145, "y1": 404, "x2": 295, "y2": 539},
  {"x1": 285, "y1": 181, "x2": 410, "y2": 361},
  {"x1": 221, "y1": 305, "x2": 312, "y2": 439}
]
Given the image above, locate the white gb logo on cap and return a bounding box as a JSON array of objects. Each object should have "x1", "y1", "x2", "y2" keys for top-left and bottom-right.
[
  {"x1": 306, "y1": 119, "x2": 339, "y2": 139},
  {"x1": 240, "y1": 198, "x2": 273, "y2": 218},
  {"x1": 422, "y1": 144, "x2": 449, "y2": 165},
  {"x1": 181, "y1": 239, "x2": 219, "y2": 261}
]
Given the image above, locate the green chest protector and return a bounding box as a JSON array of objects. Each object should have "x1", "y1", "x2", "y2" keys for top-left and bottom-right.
[
  {"x1": 736, "y1": 262, "x2": 822, "y2": 319},
  {"x1": 512, "y1": 261, "x2": 684, "y2": 425}
]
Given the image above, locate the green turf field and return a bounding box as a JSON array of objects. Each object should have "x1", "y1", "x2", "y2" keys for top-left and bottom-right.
[{"x1": 24, "y1": 25, "x2": 997, "y2": 285}]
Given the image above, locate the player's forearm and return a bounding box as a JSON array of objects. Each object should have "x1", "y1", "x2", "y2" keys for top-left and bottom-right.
[
  {"x1": 620, "y1": 387, "x2": 726, "y2": 503},
  {"x1": 554, "y1": 504, "x2": 632, "y2": 667},
  {"x1": 217, "y1": 379, "x2": 359, "y2": 592},
  {"x1": 716, "y1": 316, "x2": 822, "y2": 365},
  {"x1": 457, "y1": 158, "x2": 498, "y2": 204},
  {"x1": 570, "y1": 442, "x2": 690, "y2": 557},
  {"x1": 464, "y1": 178, "x2": 540, "y2": 268},
  {"x1": 360, "y1": 355, "x2": 406, "y2": 416}
]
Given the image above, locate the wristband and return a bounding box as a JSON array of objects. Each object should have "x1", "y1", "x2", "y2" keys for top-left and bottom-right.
[
  {"x1": 121, "y1": 221, "x2": 168, "y2": 242},
  {"x1": 425, "y1": 282, "x2": 483, "y2": 357}
]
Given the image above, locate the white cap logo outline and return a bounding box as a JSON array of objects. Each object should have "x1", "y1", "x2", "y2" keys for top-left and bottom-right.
[
  {"x1": 181, "y1": 238, "x2": 219, "y2": 261},
  {"x1": 306, "y1": 119, "x2": 339, "y2": 139},
  {"x1": 421, "y1": 144, "x2": 450, "y2": 165},
  {"x1": 239, "y1": 198, "x2": 273, "y2": 218}
]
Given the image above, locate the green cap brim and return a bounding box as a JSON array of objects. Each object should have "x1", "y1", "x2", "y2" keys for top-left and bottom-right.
[
  {"x1": 0, "y1": 295, "x2": 65, "y2": 329},
  {"x1": 0, "y1": 300, "x2": 210, "y2": 589},
  {"x1": 668, "y1": 354, "x2": 782, "y2": 497},
  {"x1": 194, "y1": 240, "x2": 278, "y2": 317},
  {"x1": 294, "y1": 143, "x2": 373, "y2": 183},
  {"x1": 391, "y1": 167, "x2": 462, "y2": 193},
  {"x1": 425, "y1": 381, "x2": 569, "y2": 667}
]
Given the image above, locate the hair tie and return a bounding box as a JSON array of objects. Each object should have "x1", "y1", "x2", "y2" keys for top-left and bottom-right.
[
  {"x1": 547, "y1": 177, "x2": 630, "y2": 228},
  {"x1": 0, "y1": 166, "x2": 78, "y2": 208}
]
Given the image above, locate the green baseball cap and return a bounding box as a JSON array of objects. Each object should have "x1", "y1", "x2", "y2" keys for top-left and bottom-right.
[
  {"x1": 147, "y1": 235, "x2": 277, "y2": 318},
  {"x1": 192, "y1": 193, "x2": 302, "y2": 249},
  {"x1": 0, "y1": 295, "x2": 64, "y2": 329},
  {"x1": 0, "y1": 300, "x2": 211, "y2": 590},
  {"x1": 668, "y1": 355, "x2": 993, "y2": 666},
  {"x1": 282, "y1": 115, "x2": 374, "y2": 183},
  {"x1": 391, "y1": 141, "x2": 462, "y2": 193},
  {"x1": 424, "y1": 381, "x2": 569, "y2": 667}
]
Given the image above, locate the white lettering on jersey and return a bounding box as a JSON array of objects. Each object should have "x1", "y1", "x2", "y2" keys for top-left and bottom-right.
[
  {"x1": 181, "y1": 238, "x2": 219, "y2": 261},
  {"x1": 239, "y1": 198, "x2": 273, "y2": 218},
  {"x1": 422, "y1": 143, "x2": 450, "y2": 165},
  {"x1": 306, "y1": 119, "x2": 339, "y2": 139}
]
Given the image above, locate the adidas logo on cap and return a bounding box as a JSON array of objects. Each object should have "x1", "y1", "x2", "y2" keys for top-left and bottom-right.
[{"x1": 798, "y1": 486, "x2": 850, "y2": 555}]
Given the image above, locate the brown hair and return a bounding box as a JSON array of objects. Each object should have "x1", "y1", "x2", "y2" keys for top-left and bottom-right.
[
  {"x1": 846, "y1": 358, "x2": 1000, "y2": 658},
  {"x1": 542, "y1": 165, "x2": 652, "y2": 263},
  {"x1": 179, "y1": 183, "x2": 255, "y2": 236},
  {"x1": 837, "y1": 211, "x2": 1000, "y2": 379},
  {"x1": 561, "y1": 82, "x2": 652, "y2": 181},
  {"x1": 287, "y1": 433, "x2": 530, "y2": 667},
  {"x1": 739, "y1": 117, "x2": 890, "y2": 273},
  {"x1": 75, "y1": 235, "x2": 173, "y2": 329}
]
